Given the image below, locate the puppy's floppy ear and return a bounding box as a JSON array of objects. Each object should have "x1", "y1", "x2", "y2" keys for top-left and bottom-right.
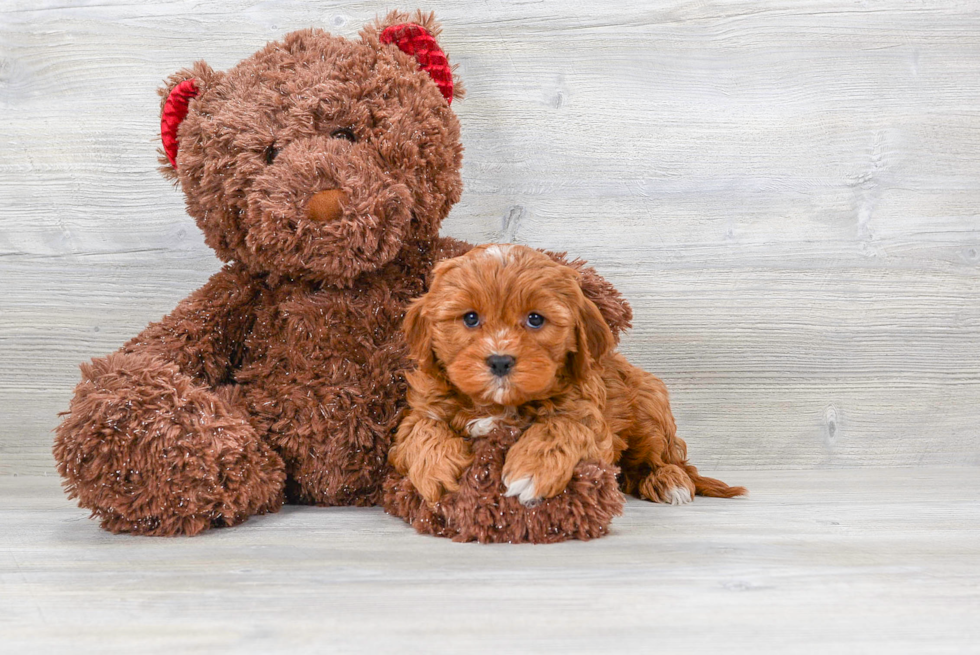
[
  {"x1": 570, "y1": 294, "x2": 615, "y2": 381},
  {"x1": 403, "y1": 295, "x2": 435, "y2": 372},
  {"x1": 427, "y1": 255, "x2": 461, "y2": 285},
  {"x1": 538, "y1": 250, "x2": 632, "y2": 344},
  {"x1": 404, "y1": 256, "x2": 461, "y2": 372}
]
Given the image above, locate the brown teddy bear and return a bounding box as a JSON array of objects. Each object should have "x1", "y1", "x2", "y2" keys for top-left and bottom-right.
[{"x1": 53, "y1": 11, "x2": 631, "y2": 538}]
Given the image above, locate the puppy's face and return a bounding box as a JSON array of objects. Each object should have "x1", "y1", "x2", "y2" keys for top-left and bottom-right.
[{"x1": 404, "y1": 245, "x2": 613, "y2": 407}]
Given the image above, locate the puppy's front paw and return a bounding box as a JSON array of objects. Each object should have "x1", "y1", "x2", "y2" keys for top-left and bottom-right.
[
  {"x1": 502, "y1": 443, "x2": 577, "y2": 507},
  {"x1": 502, "y1": 475, "x2": 539, "y2": 506},
  {"x1": 406, "y1": 439, "x2": 474, "y2": 505}
]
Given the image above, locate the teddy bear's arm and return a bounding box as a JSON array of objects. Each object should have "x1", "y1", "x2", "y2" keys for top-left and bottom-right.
[
  {"x1": 433, "y1": 237, "x2": 633, "y2": 341},
  {"x1": 120, "y1": 262, "x2": 261, "y2": 386},
  {"x1": 53, "y1": 263, "x2": 282, "y2": 536}
]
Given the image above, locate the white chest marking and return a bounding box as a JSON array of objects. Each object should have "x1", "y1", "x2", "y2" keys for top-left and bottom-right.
[{"x1": 466, "y1": 416, "x2": 499, "y2": 437}]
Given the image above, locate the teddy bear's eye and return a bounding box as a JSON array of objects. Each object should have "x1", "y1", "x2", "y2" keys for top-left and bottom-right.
[
  {"x1": 264, "y1": 145, "x2": 280, "y2": 165},
  {"x1": 331, "y1": 127, "x2": 357, "y2": 143}
]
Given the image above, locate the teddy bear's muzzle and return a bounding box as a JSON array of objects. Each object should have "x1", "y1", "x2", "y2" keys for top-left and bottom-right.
[
  {"x1": 307, "y1": 189, "x2": 346, "y2": 223},
  {"x1": 242, "y1": 134, "x2": 417, "y2": 284}
]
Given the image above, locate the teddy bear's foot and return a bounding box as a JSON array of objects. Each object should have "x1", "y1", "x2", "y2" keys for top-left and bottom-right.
[
  {"x1": 54, "y1": 352, "x2": 286, "y2": 536},
  {"x1": 284, "y1": 446, "x2": 390, "y2": 508}
]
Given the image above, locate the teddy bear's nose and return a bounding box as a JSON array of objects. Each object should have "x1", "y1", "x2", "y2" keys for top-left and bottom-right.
[{"x1": 307, "y1": 189, "x2": 346, "y2": 222}]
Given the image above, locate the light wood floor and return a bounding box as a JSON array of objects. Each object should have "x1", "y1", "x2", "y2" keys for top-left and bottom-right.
[{"x1": 2, "y1": 469, "x2": 978, "y2": 654}]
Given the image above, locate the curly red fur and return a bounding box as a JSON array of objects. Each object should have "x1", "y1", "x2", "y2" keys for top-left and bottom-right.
[{"x1": 390, "y1": 245, "x2": 746, "y2": 511}]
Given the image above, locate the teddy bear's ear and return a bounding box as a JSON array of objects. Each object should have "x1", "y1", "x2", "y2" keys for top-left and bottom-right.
[
  {"x1": 156, "y1": 61, "x2": 221, "y2": 179},
  {"x1": 361, "y1": 10, "x2": 464, "y2": 105}
]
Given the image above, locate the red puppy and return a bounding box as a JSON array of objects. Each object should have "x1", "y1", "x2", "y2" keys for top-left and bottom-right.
[{"x1": 390, "y1": 244, "x2": 746, "y2": 505}]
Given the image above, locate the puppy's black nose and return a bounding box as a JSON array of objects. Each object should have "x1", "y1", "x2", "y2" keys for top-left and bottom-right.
[{"x1": 486, "y1": 354, "x2": 516, "y2": 377}]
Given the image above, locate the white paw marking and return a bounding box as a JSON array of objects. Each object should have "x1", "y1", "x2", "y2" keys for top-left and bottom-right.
[
  {"x1": 665, "y1": 487, "x2": 693, "y2": 506},
  {"x1": 466, "y1": 416, "x2": 498, "y2": 437},
  {"x1": 503, "y1": 476, "x2": 540, "y2": 506}
]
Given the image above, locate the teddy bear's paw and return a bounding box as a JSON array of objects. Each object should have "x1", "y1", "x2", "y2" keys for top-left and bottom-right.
[{"x1": 54, "y1": 352, "x2": 286, "y2": 536}]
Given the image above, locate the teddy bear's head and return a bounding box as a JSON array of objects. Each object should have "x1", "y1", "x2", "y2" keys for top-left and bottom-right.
[{"x1": 159, "y1": 11, "x2": 464, "y2": 286}]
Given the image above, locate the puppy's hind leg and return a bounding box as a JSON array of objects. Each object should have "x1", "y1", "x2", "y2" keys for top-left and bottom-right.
[
  {"x1": 615, "y1": 372, "x2": 697, "y2": 505},
  {"x1": 637, "y1": 464, "x2": 696, "y2": 505},
  {"x1": 624, "y1": 420, "x2": 746, "y2": 503},
  {"x1": 615, "y1": 363, "x2": 746, "y2": 504}
]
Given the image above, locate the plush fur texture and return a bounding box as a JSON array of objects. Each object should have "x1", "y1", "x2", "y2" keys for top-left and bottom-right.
[
  {"x1": 383, "y1": 425, "x2": 624, "y2": 543},
  {"x1": 387, "y1": 245, "x2": 745, "y2": 536},
  {"x1": 53, "y1": 12, "x2": 632, "y2": 537}
]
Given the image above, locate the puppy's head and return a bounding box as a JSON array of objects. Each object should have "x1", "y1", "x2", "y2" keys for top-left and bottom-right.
[{"x1": 404, "y1": 244, "x2": 614, "y2": 406}]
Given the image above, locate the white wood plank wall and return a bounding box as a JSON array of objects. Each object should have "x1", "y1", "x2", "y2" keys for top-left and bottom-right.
[{"x1": 1, "y1": 1, "x2": 978, "y2": 475}]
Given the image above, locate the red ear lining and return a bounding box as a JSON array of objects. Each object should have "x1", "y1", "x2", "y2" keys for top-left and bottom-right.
[
  {"x1": 161, "y1": 78, "x2": 199, "y2": 169},
  {"x1": 161, "y1": 27, "x2": 449, "y2": 169},
  {"x1": 380, "y1": 23, "x2": 454, "y2": 105}
]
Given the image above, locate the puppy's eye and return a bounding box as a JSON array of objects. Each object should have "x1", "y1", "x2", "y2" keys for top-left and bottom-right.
[
  {"x1": 264, "y1": 145, "x2": 280, "y2": 165},
  {"x1": 331, "y1": 127, "x2": 357, "y2": 143},
  {"x1": 526, "y1": 312, "x2": 545, "y2": 329},
  {"x1": 462, "y1": 311, "x2": 480, "y2": 328}
]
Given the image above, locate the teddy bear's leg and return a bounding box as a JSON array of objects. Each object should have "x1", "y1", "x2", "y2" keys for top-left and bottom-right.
[
  {"x1": 264, "y1": 374, "x2": 403, "y2": 507},
  {"x1": 287, "y1": 414, "x2": 395, "y2": 507},
  {"x1": 287, "y1": 435, "x2": 389, "y2": 507},
  {"x1": 54, "y1": 351, "x2": 286, "y2": 536}
]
